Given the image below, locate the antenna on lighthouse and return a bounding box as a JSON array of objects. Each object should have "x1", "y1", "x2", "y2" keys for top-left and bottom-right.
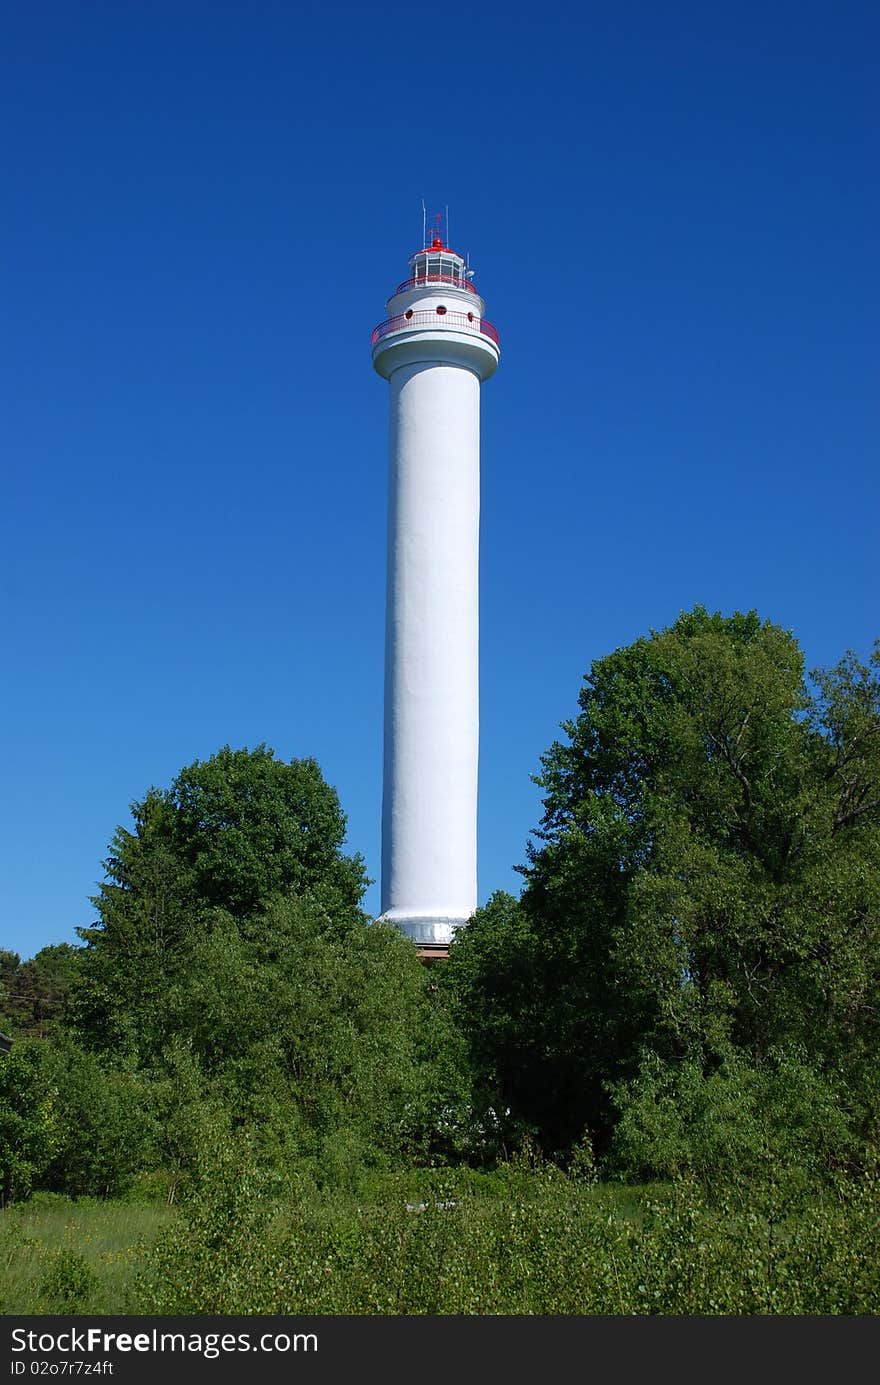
[
  {"x1": 421, "y1": 198, "x2": 427, "y2": 250},
  {"x1": 445, "y1": 204, "x2": 449, "y2": 249}
]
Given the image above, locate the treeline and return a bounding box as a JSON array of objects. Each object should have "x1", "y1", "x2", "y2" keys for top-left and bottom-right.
[
  {"x1": 446, "y1": 608, "x2": 880, "y2": 1185},
  {"x1": 2, "y1": 607, "x2": 879, "y2": 1209},
  {"x1": 1, "y1": 747, "x2": 468, "y2": 1204},
  {"x1": 0, "y1": 946, "x2": 79, "y2": 1040}
]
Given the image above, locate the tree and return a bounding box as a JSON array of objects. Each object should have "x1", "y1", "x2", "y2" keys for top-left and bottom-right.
[
  {"x1": 74, "y1": 745, "x2": 369, "y2": 1057},
  {"x1": 0, "y1": 951, "x2": 20, "y2": 1029},
  {"x1": 156, "y1": 896, "x2": 471, "y2": 1180},
  {"x1": 0, "y1": 1041, "x2": 62, "y2": 1204},
  {"x1": 0, "y1": 945, "x2": 81, "y2": 1038},
  {"x1": 0, "y1": 1037, "x2": 153, "y2": 1203},
  {"x1": 61, "y1": 743, "x2": 479, "y2": 1191},
  {"x1": 446, "y1": 609, "x2": 880, "y2": 1168}
]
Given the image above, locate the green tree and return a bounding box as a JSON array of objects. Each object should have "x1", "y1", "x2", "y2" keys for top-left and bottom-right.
[
  {"x1": 0, "y1": 1037, "x2": 152, "y2": 1203},
  {"x1": 0, "y1": 950, "x2": 20, "y2": 1030},
  {"x1": 156, "y1": 896, "x2": 471, "y2": 1182},
  {"x1": 0, "y1": 1040, "x2": 63, "y2": 1204},
  {"x1": 440, "y1": 891, "x2": 567, "y2": 1156},
  {"x1": 447, "y1": 609, "x2": 880, "y2": 1167},
  {"x1": 0, "y1": 944, "x2": 81, "y2": 1038},
  {"x1": 67, "y1": 744, "x2": 473, "y2": 1185},
  {"x1": 74, "y1": 745, "x2": 368, "y2": 1056}
]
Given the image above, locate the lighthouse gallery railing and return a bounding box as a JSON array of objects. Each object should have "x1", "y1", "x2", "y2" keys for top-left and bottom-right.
[
  {"x1": 372, "y1": 310, "x2": 499, "y2": 349},
  {"x1": 395, "y1": 272, "x2": 480, "y2": 296}
]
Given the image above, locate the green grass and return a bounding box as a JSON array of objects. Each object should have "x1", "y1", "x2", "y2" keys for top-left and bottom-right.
[
  {"x1": 4, "y1": 1171, "x2": 878, "y2": 1315},
  {"x1": 0, "y1": 1193, "x2": 176, "y2": 1314},
  {"x1": 137, "y1": 1170, "x2": 880, "y2": 1315},
  {"x1": 0, "y1": 1176, "x2": 655, "y2": 1315}
]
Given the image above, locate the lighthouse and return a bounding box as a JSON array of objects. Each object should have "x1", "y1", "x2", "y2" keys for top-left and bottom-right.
[{"x1": 372, "y1": 224, "x2": 500, "y2": 958}]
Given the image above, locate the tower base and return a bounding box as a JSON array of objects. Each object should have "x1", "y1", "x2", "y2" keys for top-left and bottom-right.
[{"x1": 377, "y1": 913, "x2": 466, "y2": 948}]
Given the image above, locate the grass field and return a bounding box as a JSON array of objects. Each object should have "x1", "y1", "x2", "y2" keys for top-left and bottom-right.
[
  {"x1": 3, "y1": 1171, "x2": 878, "y2": 1315},
  {"x1": 0, "y1": 1176, "x2": 648, "y2": 1315},
  {"x1": 0, "y1": 1193, "x2": 176, "y2": 1314}
]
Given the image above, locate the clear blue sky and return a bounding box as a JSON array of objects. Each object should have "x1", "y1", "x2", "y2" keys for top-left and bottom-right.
[{"x1": 3, "y1": 2, "x2": 877, "y2": 959}]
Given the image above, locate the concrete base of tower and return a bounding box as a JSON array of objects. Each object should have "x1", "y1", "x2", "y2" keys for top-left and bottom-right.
[{"x1": 377, "y1": 913, "x2": 467, "y2": 948}]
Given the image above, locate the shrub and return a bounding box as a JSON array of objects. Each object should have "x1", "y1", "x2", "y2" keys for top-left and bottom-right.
[
  {"x1": 39, "y1": 1250, "x2": 98, "y2": 1313},
  {"x1": 0, "y1": 1037, "x2": 154, "y2": 1204},
  {"x1": 137, "y1": 1164, "x2": 880, "y2": 1315},
  {"x1": 608, "y1": 1048, "x2": 861, "y2": 1187},
  {"x1": 0, "y1": 1042, "x2": 64, "y2": 1204}
]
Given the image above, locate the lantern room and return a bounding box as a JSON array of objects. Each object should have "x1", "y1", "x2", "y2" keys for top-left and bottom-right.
[{"x1": 395, "y1": 236, "x2": 479, "y2": 297}]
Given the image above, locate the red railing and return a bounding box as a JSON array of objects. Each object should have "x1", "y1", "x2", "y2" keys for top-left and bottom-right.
[
  {"x1": 395, "y1": 272, "x2": 479, "y2": 296},
  {"x1": 372, "y1": 309, "x2": 499, "y2": 349}
]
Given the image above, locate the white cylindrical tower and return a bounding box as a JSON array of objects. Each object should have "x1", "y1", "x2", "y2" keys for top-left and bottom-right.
[{"x1": 372, "y1": 231, "x2": 500, "y2": 955}]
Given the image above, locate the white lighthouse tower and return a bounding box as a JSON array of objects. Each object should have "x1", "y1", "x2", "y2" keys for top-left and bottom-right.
[{"x1": 372, "y1": 222, "x2": 500, "y2": 958}]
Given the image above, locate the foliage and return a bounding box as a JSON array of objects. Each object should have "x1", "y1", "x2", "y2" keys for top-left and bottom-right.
[
  {"x1": 6, "y1": 743, "x2": 476, "y2": 1205},
  {"x1": 0, "y1": 1194, "x2": 174, "y2": 1315},
  {"x1": 0, "y1": 944, "x2": 81, "y2": 1039},
  {"x1": 144, "y1": 1039, "x2": 231, "y2": 1204},
  {"x1": 439, "y1": 891, "x2": 561, "y2": 1156},
  {"x1": 74, "y1": 745, "x2": 368, "y2": 1056},
  {"x1": 147, "y1": 897, "x2": 471, "y2": 1181},
  {"x1": 608, "y1": 1047, "x2": 861, "y2": 1186},
  {"x1": 0, "y1": 1042, "x2": 63, "y2": 1205},
  {"x1": 136, "y1": 1164, "x2": 880, "y2": 1315},
  {"x1": 3, "y1": 1170, "x2": 877, "y2": 1316},
  {"x1": 0, "y1": 1038, "x2": 154, "y2": 1204},
  {"x1": 0, "y1": 950, "x2": 19, "y2": 1030},
  {"x1": 445, "y1": 609, "x2": 880, "y2": 1166},
  {"x1": 44, "y1": 1044, "x2": 155, "y2": 1199},
  {"x1": 38, "y1": 1249, "x2": 98, "y2": 1313}
]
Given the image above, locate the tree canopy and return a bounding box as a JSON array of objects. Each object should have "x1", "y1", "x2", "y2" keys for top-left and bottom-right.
[
  {"x1": 4, "y1": 618, "x2": 878, "y2": 1210},
  {"x1": 444, "y1": 608, "x2": 880, "y2": 1170},
  {"x1": 52, "y1": 744, "x2": 467, "y2": 1196},
  {"x1": 0, "y1": 945, "x2": 81, "y2": 1039},
  {"x1": 74, "y1": 745, "x2": 369, "y2": 1055}
]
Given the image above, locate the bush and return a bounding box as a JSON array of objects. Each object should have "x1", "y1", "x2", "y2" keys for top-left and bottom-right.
[
  {"x1": 608, "y1": 1048, "x2": 862, "y2": 1187},
  {"x1": 0, "y1": 1037, "x2": 155, "y2": 1204},
  {"x1": 0, "y1": 1042, "x2": 64, "y2": 1204},
  {"x1": 39, "y1": 1250, "x2": 98, "y2": 1314},
  {"x1": 46, "y1": 1044, "x2": 155, "y2": 1198},
  {"x1": 137, "y1": 1164, "x2": 880, "y2": 1315}
]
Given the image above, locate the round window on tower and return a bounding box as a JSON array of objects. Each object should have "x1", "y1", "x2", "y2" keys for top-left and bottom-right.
[
  {"x1": 405, "y1": 309, "x2": 413, "y2": 319},
  {"x1": 436, "y1": 306, "x2": 447, "y2": 315},
  {"x1": 467, "y1": 312, "x2": 474, "y2": 322}
]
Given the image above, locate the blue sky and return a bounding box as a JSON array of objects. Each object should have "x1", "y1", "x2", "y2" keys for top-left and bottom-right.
[{"x1": 3, "y1": 1, "x2": 877, "y2": 959}]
